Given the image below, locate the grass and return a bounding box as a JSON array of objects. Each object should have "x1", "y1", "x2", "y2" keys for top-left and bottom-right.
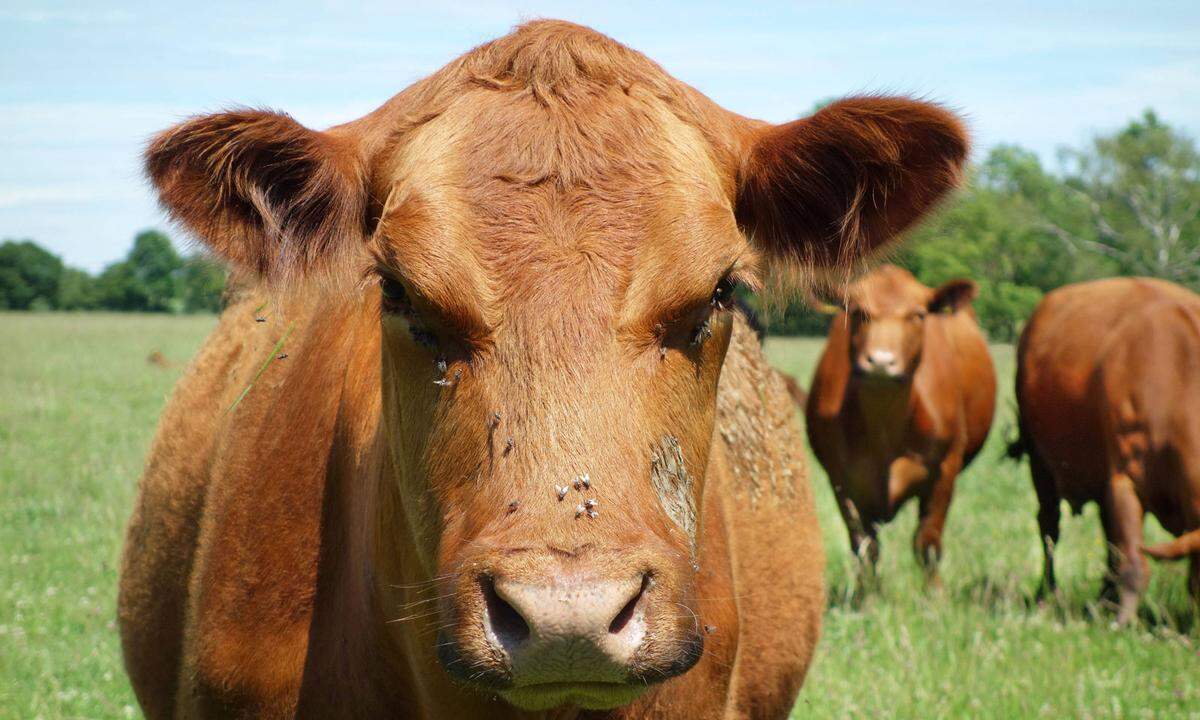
[{"x1": 0, "y1": 313, "x2": 1196, "y2": 719}]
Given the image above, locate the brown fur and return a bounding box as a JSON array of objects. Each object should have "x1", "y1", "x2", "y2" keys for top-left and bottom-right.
[
  {"x1": 1013, "y1": 277, "x2": 1200, "y2": 623},
  {"x1": 120, "y1": 21, "x2": 967, "y2": 718},
  {"x1": 805, "y1": 265, "x2": 996, "y2": 585}
]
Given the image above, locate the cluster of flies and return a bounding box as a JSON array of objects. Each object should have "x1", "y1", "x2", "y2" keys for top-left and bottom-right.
[{"x1": 555, "y1": 474, "x2": 598, "y2": 520}]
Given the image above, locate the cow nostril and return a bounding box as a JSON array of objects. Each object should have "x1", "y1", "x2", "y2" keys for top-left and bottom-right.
[
  {"x1": 482, "y1": 576, "x2": 530, "y2": 647},
  {"x1": 608, "y1": 573, "x2": 651, "y2": 635}
]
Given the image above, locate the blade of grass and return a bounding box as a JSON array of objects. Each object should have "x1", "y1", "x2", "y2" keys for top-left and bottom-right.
[{"x1": 226, "y1": 321, "x2": 295, "y2": 415}]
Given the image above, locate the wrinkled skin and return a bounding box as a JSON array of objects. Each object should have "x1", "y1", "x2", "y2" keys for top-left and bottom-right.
[
  {"x1": 118, "y1": 21, "x2": 968, "y2": 719},
  {"x1": 806, "y1": 265, "x2": 996, "y2": 588}
]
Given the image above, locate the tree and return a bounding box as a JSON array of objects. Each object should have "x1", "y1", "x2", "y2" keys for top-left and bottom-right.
[
  {"x1": 1041, "y1": 111, "x2": 1200, "y2": 285},
  {"x1": 57, "y1": 267, "x2": 98, "y2": 310},
  {"x1": 0, "y1": 240, "x2": 63, "y2": 310},
  {"x1": 179, "y1": 254, "x2": 227, "y2": 313},
  {"x1": 95, "y1": 230, "x2": 186, "y2": 312},
  {"x1": 95, "y1": 260, "x2": 143, "y2": 311},
  {"x1": 127, "y1": 230, "x2": 183, "y2": 312}
]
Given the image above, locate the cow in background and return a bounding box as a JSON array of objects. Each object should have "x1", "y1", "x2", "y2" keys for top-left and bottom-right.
[
  {"x1": 1011, "y1": 277, "x2": 1200, "y2": 624},
  {"x1": 806, "y1": 265, "x2": 996, "y2": 587}
]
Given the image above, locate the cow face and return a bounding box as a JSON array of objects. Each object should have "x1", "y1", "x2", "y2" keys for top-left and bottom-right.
[
  {"x1": 846, "y1": 265, "x2": 977, "y2": 381},
  {"x1": 144, "y1": 22, "x2": 966, "y2": 711}
]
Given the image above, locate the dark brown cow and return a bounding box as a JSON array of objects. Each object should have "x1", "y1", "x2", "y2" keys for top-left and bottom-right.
[
  {"x1": 118, "y1": 21, "x2": 968, "y2": 718},
  {"x1": 806, "y1": 265, "x2": 995, "y2": 585},
  {"x1": 1011, "y1": 277, "x2": 1200, "y2": 624}
]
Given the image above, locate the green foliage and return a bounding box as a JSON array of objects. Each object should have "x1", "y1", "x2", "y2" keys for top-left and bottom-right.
[
  {"x1": 0, "y1": 240, "x2": 63, "y2": 310},
  {"x1": 56, "y1": 267, "x2": 98, "y2": 310},
  {"x1": 0, "y1": 231, "x2": 226, "y2": 314}
]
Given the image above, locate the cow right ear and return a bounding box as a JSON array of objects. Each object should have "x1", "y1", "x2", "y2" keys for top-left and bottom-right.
[
  {"x1": 145, "y1": 109, "x2": 366, "y2": 280},
  {"x1": 735, "y1": 96, "x2": 969, "y2": 286},
  {"x1": 928, "y1": 278, "x2": 978, "y2": 314}
]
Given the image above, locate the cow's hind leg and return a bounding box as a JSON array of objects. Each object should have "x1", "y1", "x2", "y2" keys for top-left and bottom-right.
[
  {"x1": 1099, "y1": 474, "x2": 1148, "y2": 625},
  {"x1": 1028, "y1": 446, "x2": 1061, "y2": 600}
]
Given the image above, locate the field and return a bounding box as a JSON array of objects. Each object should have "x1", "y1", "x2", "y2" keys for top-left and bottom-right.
[{"x1": 1, "y1": 313, "x2": 1197, "y2": 719}]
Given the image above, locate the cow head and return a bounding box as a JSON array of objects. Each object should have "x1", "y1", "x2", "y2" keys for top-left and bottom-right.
[
  {"x1": 844, "y1": 265, "x2": 977, "y2": 381},
  {"x1": 145, "y1": 21, "x2": 966, "y2": 711}
]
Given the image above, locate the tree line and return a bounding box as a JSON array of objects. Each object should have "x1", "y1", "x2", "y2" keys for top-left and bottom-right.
[
  {"x1": 0, "y1": 230, "x2": 224, "y2": 313},
  {"x1": 3, "y1": 111, "x2": 1198, "y2": 339}
]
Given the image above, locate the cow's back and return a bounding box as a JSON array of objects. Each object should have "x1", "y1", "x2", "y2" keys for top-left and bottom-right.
[
  {"x1": 1091, "y1": 292, "x2": 1200, "y2": 534},
  {"x1": 1016, "y1": 278, "x2": 1200, "y2": 505}
]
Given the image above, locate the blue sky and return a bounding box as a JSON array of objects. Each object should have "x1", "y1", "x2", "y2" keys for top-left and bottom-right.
[{"x1": 3, "y1": 1, "x2": 1199, "y2": 271}]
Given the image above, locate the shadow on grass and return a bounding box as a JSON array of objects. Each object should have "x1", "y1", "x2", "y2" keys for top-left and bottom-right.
[{"x1": 824, "y1": 571, "x2": 1197, "y2": 636}]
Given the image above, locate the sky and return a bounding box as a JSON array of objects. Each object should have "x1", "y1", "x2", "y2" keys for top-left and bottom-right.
[{"x1": 3, "y1": 0, "x2": 1199, "y2": 271}]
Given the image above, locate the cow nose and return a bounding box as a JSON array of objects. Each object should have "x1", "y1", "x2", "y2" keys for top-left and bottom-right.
[
  {"x1": 483, "y1": 573, "x2": 650, "y2": 677},
  {"x1": 863, "y1": 349, "x2": 901, "y2": 376}
]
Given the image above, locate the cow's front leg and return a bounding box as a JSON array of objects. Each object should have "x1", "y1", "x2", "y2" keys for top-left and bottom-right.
[{"x1": 913, "y1": 452, "x2": 961, "y2": 589}]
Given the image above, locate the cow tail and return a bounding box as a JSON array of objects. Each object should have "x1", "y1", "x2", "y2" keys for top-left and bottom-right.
[
  {"x1": 1142, "y1": 529, "x2": 1200, "y2": 561},
  {"x1": 1004, "y1": 436, "x2": 1026, "y2": 461}
]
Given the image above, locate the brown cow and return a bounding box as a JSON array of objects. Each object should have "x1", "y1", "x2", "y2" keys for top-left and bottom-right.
[
  {"x1": 118, "y1": 21, "x2": 968, "y2": 718},
  {"x1": 806, "y1": 265, "x2": 996, "y2": 586},
  {"x1": 1011, "y1": 277, "x2": 1200, "y2": 624}
]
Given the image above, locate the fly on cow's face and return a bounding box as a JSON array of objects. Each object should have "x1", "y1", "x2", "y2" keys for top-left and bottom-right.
[
  {"x1": 433, "y1": 369, "x2": 461, "y2": 387},
  {"x1": 556, "y1": 486, "x2": 570, "y2": 501}
]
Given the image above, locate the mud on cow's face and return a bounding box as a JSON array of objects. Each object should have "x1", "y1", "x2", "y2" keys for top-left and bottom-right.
[
  {"x1": 846, "y1": 267, "x2": 979, "y2": 382},
  {"x1": 143, "y1": 29, "x2": 968, "y2": 708}
]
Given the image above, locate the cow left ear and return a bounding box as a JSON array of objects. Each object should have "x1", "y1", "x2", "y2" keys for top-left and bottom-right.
[
  {"x1": 928, "y1": 279, "x2": 978, "y2": 314},
  {"x1": 145, "y1": 109, "x2": 366, "y2": 281},
  {"x1": 735, "y1": 96, "x2": 969, "y2": 284}
]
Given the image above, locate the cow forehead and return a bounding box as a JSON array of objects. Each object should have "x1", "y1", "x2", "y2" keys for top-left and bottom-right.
[
  {"x1": 375, "y1": 87, "x2": 745, "y2": 329},
  {"x1": 852, "y1": 267, "x2": 931, "y2": 316}
]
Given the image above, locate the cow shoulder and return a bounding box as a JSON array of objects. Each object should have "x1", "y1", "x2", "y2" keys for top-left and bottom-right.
[{"x1": 180, "y1": 294, "x2": 376, "y2": 715}]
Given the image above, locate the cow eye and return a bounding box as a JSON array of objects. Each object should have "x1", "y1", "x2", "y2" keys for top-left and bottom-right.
[
  {"x1": 379, "y1": 276, "x2": 411, "y2": 313},
  {"x1": 710, "y1": 276, "x2": 738, "y2": 310}
]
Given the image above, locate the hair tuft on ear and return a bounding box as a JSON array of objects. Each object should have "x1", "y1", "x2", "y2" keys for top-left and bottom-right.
[{"x1": 145, "y1": 109, "x2": 365, "y2": 281}]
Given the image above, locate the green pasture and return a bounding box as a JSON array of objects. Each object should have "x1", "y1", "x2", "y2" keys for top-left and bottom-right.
[{"x1": 0, "y1": 313, "x2": 1195, "y2": 719}]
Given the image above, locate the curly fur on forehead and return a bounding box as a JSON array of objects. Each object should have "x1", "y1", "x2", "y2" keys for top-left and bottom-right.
[{"x1": 366, "y1": 20, "x2": 744, "y2": 184}]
